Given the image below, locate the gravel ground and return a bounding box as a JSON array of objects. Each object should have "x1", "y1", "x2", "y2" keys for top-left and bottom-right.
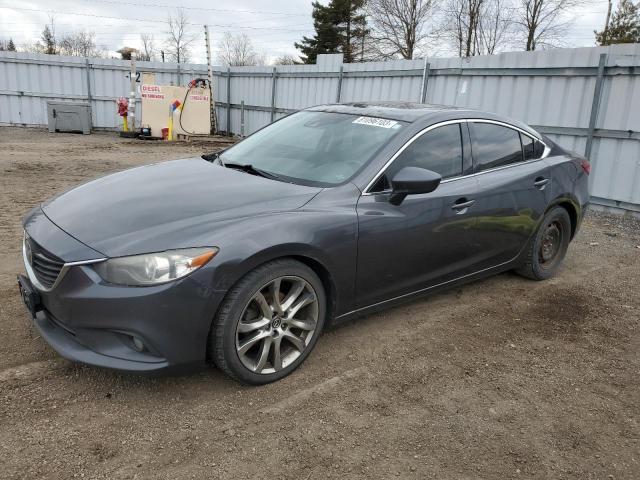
[{"x1": 0, "y1": 127, "x2": 638, "y2": 479}]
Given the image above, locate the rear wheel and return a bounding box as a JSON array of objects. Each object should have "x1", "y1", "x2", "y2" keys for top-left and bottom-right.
[
  {"x1": 516, "y1": 206, "x2": 571, "y2": 280},
  {"x1": 210, "y1": 259, "x2": 326, "y2": 385}
]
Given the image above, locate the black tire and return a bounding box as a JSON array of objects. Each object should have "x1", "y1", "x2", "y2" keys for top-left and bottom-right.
[
  {"x1": 515, "y1": 206, "x2": 571, "y2": 281},
  {"x1": 209, "y1": 258, "x2": 326, "y2": 385}
]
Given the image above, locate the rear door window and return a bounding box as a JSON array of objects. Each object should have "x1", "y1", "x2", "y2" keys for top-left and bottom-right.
[{"x1": 470, "y1": 123, "x2": 523, "y2": 172}]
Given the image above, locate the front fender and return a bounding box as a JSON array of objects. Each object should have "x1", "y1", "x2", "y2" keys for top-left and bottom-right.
[{"x1": 201, "y1": 208, "x2": 359, "y2": 317}]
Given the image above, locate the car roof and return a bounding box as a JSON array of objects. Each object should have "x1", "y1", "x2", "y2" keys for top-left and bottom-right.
[
  {"x1": 308, "y1": 102, "x2": 465, "y2": 122},
  {"x1": 307, "y1": 102, "x2": 542, "y2": 140}
]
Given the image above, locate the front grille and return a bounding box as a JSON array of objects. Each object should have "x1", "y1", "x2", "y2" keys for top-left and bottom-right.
[{"x1": 26, "y1": 236, "x2": 65, "y2": 288}]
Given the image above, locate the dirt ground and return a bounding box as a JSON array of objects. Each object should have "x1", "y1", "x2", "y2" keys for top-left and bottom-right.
[{"x1": 0, "y1": 127, "x2": 638, "y2": 480}]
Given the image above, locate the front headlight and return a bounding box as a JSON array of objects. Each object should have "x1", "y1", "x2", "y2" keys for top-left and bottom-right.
[{"x1": 93, "y1": 247, "x2": 219, "y2": 286}]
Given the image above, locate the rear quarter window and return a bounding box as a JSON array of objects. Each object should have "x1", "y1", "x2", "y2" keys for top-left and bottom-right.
[{"x1": 522, "y1": 134, "x2": 545, "y2": 160}]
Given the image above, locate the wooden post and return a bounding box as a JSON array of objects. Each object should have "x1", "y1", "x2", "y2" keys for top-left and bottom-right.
[
  {"x1": 84, "y1": 58, "x2": 93, "y2": 128},
  {"x1": 204, "y1": 25, "x2": 216, "y2": 134},
  {"x1": 128, "y1": 53, "x2": 136, "y2": 132}
]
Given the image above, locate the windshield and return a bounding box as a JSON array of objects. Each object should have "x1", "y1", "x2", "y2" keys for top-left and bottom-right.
[{"x1": 219, "y1": 111, "x2": 406, "y2": 186}]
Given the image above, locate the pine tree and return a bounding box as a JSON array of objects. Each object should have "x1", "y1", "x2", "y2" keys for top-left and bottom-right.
[
  {"x1": 7, "y1": 38, "x2": 16, "y2": 51},
  {"x1": 295, "y1": 0, "x2": 367, "y2": 64},
  {"x1": 295, "y1": 2, "x2": 342, "y2": 64},
  {"x1": 596, "y1": 0, "x2": 640, "y2": 45},
  {"x1": 41, "y1": 24, "x2": 57, "y2": 54},
  {"x1": 333, "y1": 0, "x2": 367, "y2": 63}
]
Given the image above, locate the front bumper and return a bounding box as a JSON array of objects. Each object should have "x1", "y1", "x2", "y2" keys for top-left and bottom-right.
[
  {"x1": 20, "y1": 209, "x2": 226, "y2": 373},
  {"x1": 31, "y1": 306, "x2": 170, "y2": 372}
]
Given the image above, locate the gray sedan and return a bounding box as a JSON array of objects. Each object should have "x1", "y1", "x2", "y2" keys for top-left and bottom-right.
[{"x1": 18, "y1": 102, "x2": 590, "y2": 384}]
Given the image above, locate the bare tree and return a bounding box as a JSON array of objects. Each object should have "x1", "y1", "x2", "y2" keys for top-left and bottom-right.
[
  {"x1": 166, "y1": 8, "x2": 195, "y2": 63},
  {"x1": 514, "y1": 0, "x2": 584, "y2": 50},
  {"x1": 17, "y1": 43, "x2": 38, "y2": 53},
  {"x1": 139, "y1": 33, "x2": 156, "y2": 61},
  {"x1": 478, "y1": 0, "x2": 513, "y2": 54},
  {"x1": 59, "y1": 31, "x2": 103, "y2": 57},
  {"x1": 273, "y1": 54, "x2": 300, "y2": 65},
  {"x1": 367, "y1": 0, "x2": 436, "y2": 59},
  {"x1": 217, "y1": 32, "x2": 264, "y2": 66},
  {"x1": 441, "y1": 0, "x2": 485, "y2": 57}
]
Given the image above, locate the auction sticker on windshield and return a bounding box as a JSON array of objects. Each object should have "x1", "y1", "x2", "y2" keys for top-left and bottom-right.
[{"x1": 352, "y1": 116, "x2": 399, "y2": 129}]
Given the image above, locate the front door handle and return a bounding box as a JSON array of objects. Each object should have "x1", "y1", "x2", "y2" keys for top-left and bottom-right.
[
  {"x1": 452, "y1": 198, "x2": 475, "y2": 213},
  {"x1": 534, "y1": 177, "x2": 549, "y2": 189}
]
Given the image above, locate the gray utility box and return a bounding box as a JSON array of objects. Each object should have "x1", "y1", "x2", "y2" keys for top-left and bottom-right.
[{"x1": 46, "y1": 101, "x2": 92, "y2": 134}]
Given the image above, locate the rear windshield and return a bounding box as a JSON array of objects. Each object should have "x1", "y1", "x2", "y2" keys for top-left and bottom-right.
[{"x1": 220, "y1": 111, "x2": 406, "y2": 186}]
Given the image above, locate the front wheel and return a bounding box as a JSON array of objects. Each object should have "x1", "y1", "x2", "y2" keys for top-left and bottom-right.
[
  {"x1": 515, "y1": 206, "x2": 572, "y2": 281},
  {"x1": 210, "y1": 259, "x2": 326, "y2": 385}
]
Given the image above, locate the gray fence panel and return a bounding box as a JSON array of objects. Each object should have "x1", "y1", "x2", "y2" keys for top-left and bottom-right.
[
  {"x1": 277, "y1": 63, "x2": 341, "y2": 110},
  {"x1": 341, "y1": 59, "x2": 424, "y2": 103},
  {"x1": 0, "y1": 51, "x2": 209, "y2": 129},
  {"x1": 0, "y1": 52, "x2": 87, "y2": 125}
]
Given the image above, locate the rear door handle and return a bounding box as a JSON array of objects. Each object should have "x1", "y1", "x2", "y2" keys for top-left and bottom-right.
[
  {"x1": 534, "y1": 177, "x2": 549, "y2": 189},
  {"x1": 452, "y1": 198, "x2": 475, "y2": 213}
]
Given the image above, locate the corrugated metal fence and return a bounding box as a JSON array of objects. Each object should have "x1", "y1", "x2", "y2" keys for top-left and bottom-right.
[
  {"x1": 0, "y1": 52, "x2": 208, "y2": 128},
  {"x1": 1, "y1": 45, "x2": 639, "y2": 212}
]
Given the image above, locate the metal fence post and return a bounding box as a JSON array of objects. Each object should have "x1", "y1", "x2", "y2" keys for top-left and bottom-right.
[
  {"x1": 84, "y1": 58, "x2": 93, "y2": 126},
  {"x1": 241, "y1": 100, "x2": 245, "y2": 137},
  {"x1": 585, "y1": 53, "x2": 608, "y2": 161},
  {"x1": 226, "y1": 67, "x2": 231, "y2": 136},
  {"x1": 420, "y1": 59, "x2": 430, "y2": 103},
  {"x1": 336, "y1": 65, "x2": 344, "y2": 102},
  {"x1": 270, "y1": 66, "x2": 277, "y2": 123}
]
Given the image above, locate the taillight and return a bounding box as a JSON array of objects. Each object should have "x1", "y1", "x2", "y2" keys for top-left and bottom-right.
[{"x1": 580, "y1": 159, "x2": 591, "y2": 175}]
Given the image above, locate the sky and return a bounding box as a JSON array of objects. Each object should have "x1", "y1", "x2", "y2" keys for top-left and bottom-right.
[{"x1": 0, "y1": 0, "x2": 613, "y2": 64}]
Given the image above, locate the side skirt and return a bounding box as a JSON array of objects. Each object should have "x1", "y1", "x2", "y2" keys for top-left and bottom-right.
[{"x1": 330, "y1": 259, "x2": 518, "y2": 326}]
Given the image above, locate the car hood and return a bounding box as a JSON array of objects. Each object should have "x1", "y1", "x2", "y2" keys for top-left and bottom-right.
[{"x1": 41, "y1": 158, "x2": 322, "y2": 257}]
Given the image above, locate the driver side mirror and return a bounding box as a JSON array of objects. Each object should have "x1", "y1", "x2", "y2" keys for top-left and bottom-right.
[{"x1": 389, "y1": 166, "x2": 442, "y2": 205}]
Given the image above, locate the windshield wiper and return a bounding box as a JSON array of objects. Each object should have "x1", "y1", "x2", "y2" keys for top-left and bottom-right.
[{"x1": 223, "y1": 162, "x2": 286, "y2": 182}]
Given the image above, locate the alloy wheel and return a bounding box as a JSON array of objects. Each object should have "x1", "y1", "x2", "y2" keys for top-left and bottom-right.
[{"x1": 235, "y1": 276, "x2": 319, "y2": 374}]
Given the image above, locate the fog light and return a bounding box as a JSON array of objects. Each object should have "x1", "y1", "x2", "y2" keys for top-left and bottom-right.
[{"x1": 132, "y1": 336, "x2": 145, "y2": 352}]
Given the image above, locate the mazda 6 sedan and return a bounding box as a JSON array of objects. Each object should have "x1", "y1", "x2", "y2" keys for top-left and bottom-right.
[{"x1": 18, "y1": 102, "x2": 590, "y2": 384}]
